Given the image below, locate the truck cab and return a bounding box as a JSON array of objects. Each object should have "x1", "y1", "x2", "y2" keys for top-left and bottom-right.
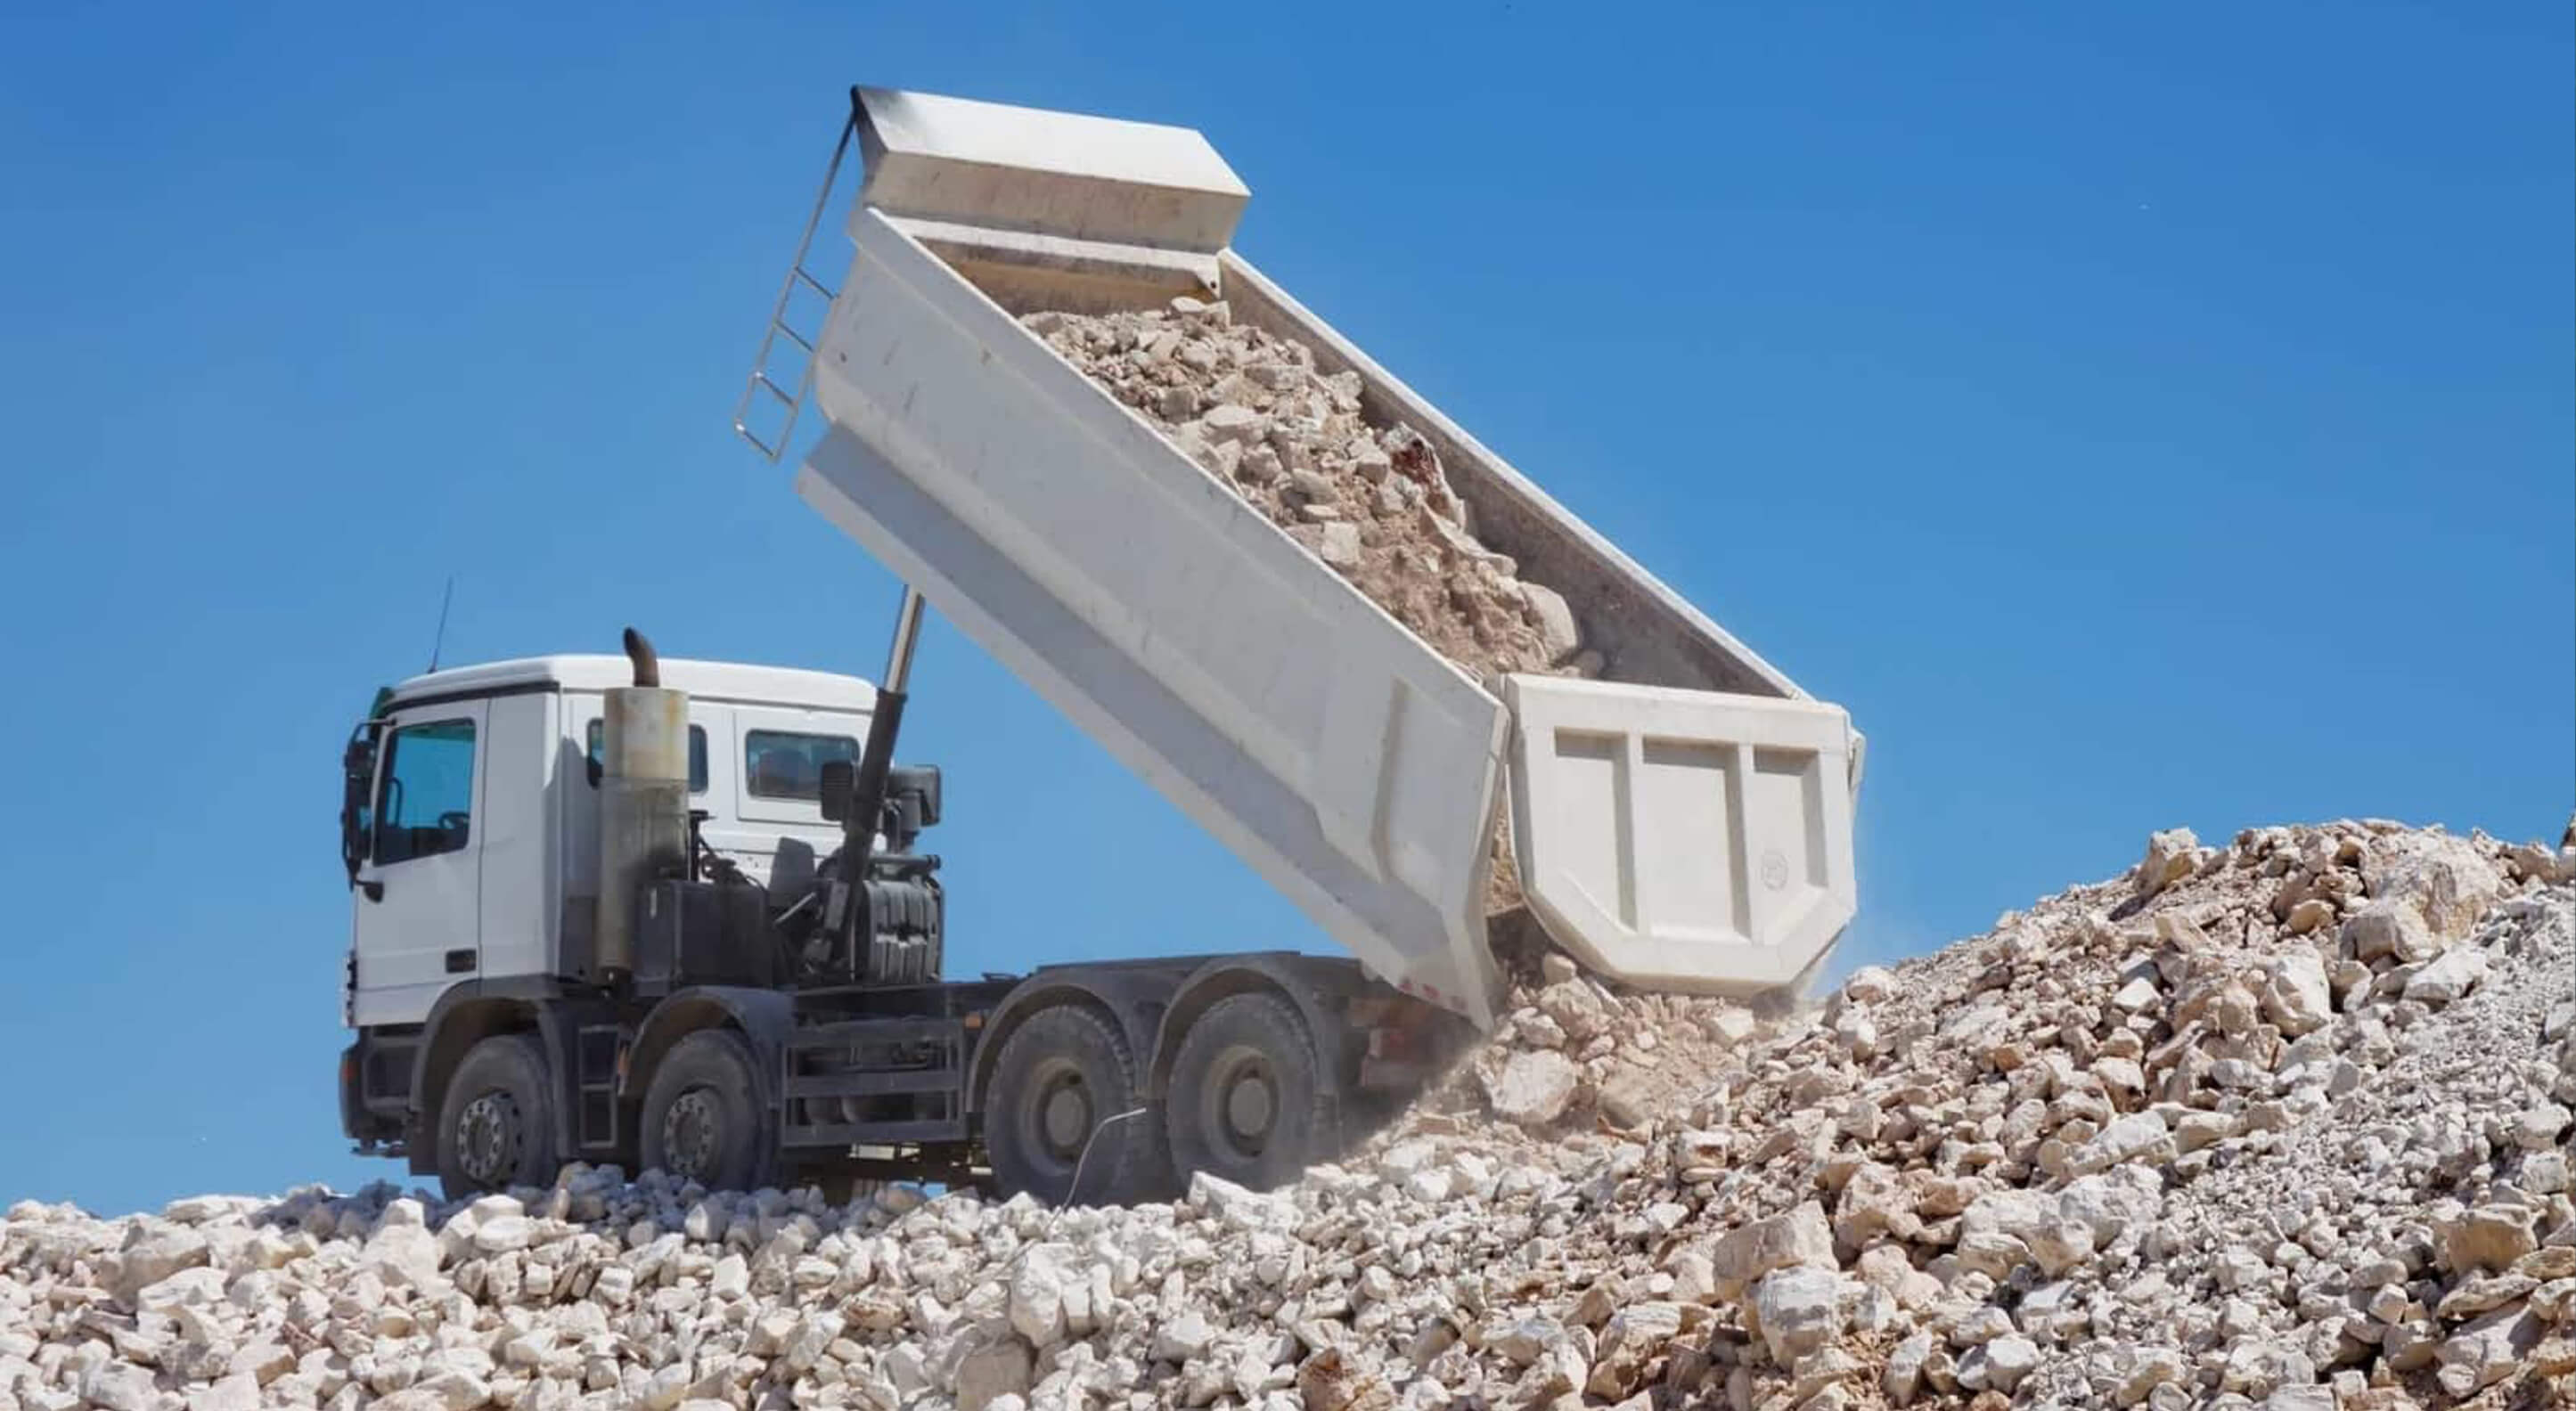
[{"x1": 339, "y1": 655, "x2": 878, "y2": 1029}]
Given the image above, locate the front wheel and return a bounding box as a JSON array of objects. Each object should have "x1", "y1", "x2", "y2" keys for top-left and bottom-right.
[
  {"x1": 640, "y1": 1030, "x2": 773, "y2": 1193},
  {"x1": 1164, "y1": 991, "x2": 1330, "y2": 1192},
  {"x1": 436, "y1": 1034, "x2": 558, "y2": 1202}
]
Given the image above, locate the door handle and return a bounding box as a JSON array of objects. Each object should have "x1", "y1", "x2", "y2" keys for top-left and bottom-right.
[{"x1": 445, "y1": 950, "x2": 477, "y2": 975}]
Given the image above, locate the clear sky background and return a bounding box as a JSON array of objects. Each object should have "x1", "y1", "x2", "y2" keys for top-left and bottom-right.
[{"x1": 2, "y1": 4, "x2": 2567, "y2": 1216}]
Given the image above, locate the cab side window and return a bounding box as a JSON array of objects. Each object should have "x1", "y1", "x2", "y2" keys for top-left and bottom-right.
[
  {"x1": 585, "y1": 720, "x2": 709, "y2": 793},
  {"x1": 745, "y1": 730, "x2": 857, "y2": 801},
  {"x1": 374, "y1": 719, "x2": 477, "y2": 865}
]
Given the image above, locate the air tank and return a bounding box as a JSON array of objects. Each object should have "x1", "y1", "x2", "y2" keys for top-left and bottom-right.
[{"x1": 598, "y1": 629, "x2": 691, "y2": 980}]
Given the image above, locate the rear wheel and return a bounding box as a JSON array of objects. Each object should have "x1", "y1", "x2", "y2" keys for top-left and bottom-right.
[
  {"x1": 983, "y1": 1005, "x2": 1164, "y2": 1206},
  {"x1": 1164, "y1": 991, "x2": 1329, "y2": 1192},
  {"x1": 640, "y1": 1030, "x2": 773, "y2": 1193},
  {"x1": 436, "y1": 1034, "x2": 558, "y2": 1202}
]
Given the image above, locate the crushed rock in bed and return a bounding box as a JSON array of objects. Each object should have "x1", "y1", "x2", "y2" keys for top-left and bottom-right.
[{"x1": 1024, "y1": 298, "x2": 1597, "y2": 692}]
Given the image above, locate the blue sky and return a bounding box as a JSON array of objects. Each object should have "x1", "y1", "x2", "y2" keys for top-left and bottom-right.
[{"x1": 1, "y1": 3, "x2": 2566, "y2": 1216}]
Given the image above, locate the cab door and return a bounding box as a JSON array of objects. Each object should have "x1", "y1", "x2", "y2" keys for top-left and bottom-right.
[{"x1": 351, "y1": 702, "x2": 487, "y2": 1024}]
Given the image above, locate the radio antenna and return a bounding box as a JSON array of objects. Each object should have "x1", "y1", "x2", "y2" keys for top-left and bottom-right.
[{"x1": 425, "y1": 576, "x2": 456, "y2": 673}]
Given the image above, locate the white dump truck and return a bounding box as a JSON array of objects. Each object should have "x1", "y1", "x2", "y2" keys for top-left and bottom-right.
[{"x1": 337, "y1": 86, "x2": 1862, "y2": 1205}]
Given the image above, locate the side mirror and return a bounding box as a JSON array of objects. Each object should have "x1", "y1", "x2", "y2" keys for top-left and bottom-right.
[
  {"x1": 340, "y1": 726, "x2": 378, "y2": 885},
  {"x1": 818, "y1": 759, "x2": 855, "y2": 823},
  {"x1": 887, "y1": 764, "x2": 942, "y2": 828}
]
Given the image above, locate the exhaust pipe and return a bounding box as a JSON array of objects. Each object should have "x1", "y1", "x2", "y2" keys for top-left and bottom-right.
[
  {"x1": 598, "y1": 627, "x2": 689, "y2": 982},
  {"x1": 622, "y1": 625, "x2": 661, "y2": 688}
]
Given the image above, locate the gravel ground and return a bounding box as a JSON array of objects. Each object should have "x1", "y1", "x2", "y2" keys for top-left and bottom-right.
[{"x1": 4, "y1": 820, "x2": 2570, "y2": 1411}]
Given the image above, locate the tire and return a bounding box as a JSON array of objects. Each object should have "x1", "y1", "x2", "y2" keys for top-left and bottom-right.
[
  {"x1": 436, "y1": 1033, "x2": 559, "y2": 1202},
  {"x1": 640, "y1": 1029, "x2": 773, "y2": 1193},
  {"x1": 1164, "y1": 991, "x2": 1330, "y2": 1192},
  {"x1": 982, "y1": 1005, "x2": 1165, "y2": 1207}
]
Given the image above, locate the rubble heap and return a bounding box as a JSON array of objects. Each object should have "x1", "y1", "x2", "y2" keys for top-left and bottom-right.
[
  {"x1": 4, "y1": 820, "x2": 2571, "y2": 1411},
  {"x1": 1026, "y1": 299, "x2": 1596, "y2": 688}
]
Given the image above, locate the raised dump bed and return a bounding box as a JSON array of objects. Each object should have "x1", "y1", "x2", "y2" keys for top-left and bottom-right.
[{"x1": 783, "y1": 87, "x2": 1862, "y2": 1028}]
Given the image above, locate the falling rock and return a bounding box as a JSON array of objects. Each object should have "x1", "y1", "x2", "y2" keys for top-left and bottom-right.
[{"x1": 1484, "y1": 1049, "x2": 1581, "y2": 1127}]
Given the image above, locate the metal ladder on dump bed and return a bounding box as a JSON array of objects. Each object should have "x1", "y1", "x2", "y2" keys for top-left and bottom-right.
[{"x1": 733, "y1": 93, "x2": 863, "y2": 464}]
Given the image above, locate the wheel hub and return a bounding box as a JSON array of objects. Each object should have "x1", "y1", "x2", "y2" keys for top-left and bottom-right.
[
  {"x1": 661, "y1": 1089, "x2": 724, "y2": 1181},
  {"x1": 454, "y1": 1091, "x2": 521, "y2": 1187},
  {"x1": 1209, "y1": 1048, "x2": 1278, "y2": 1156},
  {"x1": 1035, "y1": 1071, "x2": 1092, "y2": 1162},
  {"x1": 1226, "y1": 1069, "x2": 1275, "y2": 1138}
]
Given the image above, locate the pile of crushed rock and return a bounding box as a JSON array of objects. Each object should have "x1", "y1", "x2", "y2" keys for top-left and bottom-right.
[{"x1": 4, "y1": 819, "x2": 2570, "y2": 1411}]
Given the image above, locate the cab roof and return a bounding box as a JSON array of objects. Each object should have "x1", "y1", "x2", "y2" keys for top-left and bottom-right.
[{"x1": 384, "y1": 655, "x2": 878, "y2": 714}]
